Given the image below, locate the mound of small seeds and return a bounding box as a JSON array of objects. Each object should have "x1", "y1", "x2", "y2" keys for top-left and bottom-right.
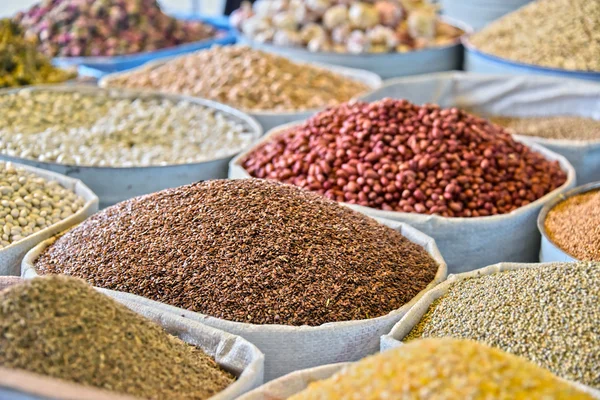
[
  {"x1": 545, "y1": 190, "x2": 600, "y2": 260},
  {"x1": 470, "y1": 0, "x2": 600, "y2": 72},
  {"x1": 289, "y1": 338, "x2": 593, "y2": 399},
  {"x1": 35, "y1": 179, "x2": 439, "y2": 326},
  {"x1": 102, "y1": 45, "x2": 370, "y2": 111},
  {"x1": 405, "y1": 262, "x2": 600, "y2": 388},
  {"x1": 0, "y1": 161, "x2": 84, "y2": 249},
  {"x1": 487, "y1": 115, "x2": 600, "y2": 141},
  {"x1": 242, "y1": 99, "x2": 568, "y2": 217},
  {"x1": 0, "y1": 89, "x2": 254, "y2": 167},
  {"x1": 0, "y1": 275, "x2": 234, "y2": 399}
]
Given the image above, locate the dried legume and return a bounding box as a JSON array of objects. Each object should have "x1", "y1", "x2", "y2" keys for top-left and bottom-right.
[
  {"x1": 481, "y1": 115, "x2": 600, "y2": 141},
  {"x1": 103, "y1": 45, "x2": 370, "y2": 111},
  {"x1": 0, "y1": 88, "x2": 255, "y2": 167},
  {"x1": 0, "y1": 275, "x2": 235, "y2": 399},
  {"x1": 0, "y1": 161, "x2": 84, "y2": 249},
  {"x1": 545, "y1": 190, "x2": 600, "y2": 261},
  {"x1": 242, "y1": 98, "x2": 568, "y2": 217},
  {"x1": 0, "y1": 19, "x2": 75, "y2": 88},
  {"x1": 405, "y1": 262, "x2": 600, "y2": 388},
  {"x1": 35, "y1": 179, "x2": 439, "y2": 326},
  {"x1": 14, "y1": 0, "x2": 216, "y2": 58},
  {"x1": 470, "y1": 0, "x2": 600, "y2": 72},
  {"x1": 289, "y1": 338, "x2": 592, "y2": 399}
]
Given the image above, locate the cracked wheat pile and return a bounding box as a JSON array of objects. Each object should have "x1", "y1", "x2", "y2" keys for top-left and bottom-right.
[
  {"x1": 0, "y1": 275, "x2": 234, "y2": 400},
  {"x1": 35, "y1": 179, "x2": 439, "y2": 326},
  {"x1": 289, "y1": 338, "x2": 593, "y2": 399},
  {"x1": 405, "y1": 262, "x2": 600, "y2": 388}
]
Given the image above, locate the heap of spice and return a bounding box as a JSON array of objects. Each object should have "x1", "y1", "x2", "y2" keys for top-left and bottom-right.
[
  {"x1": 0, "y1": 161, "x2": 85, "y2": 249},
  {"x1": 35, "y1": 179, "x2": 439, "y2": 326},
  {"x1": 0, "y1": 275, "x2": 235, "y2": 399},
  {"x1": 544, "y1": 189, "x2": 600, "y2": 260},
  {"x1": 13, "y1": 0, "x2": 216, "y2": 58},
  {"x1": 480, "y1": 114, "x2": 600, "y2": 141},
  {"x1": 0, "y1": 88, "x2": 255, "y2": 167},
  {"x1": 230, "y1": 0, "x2": 463, "y2": 53},
  {"x1": 470, "y1": 0, "x2": 600, "y2": 72},
  {"x1": 0, "y1": 19, "x2": 74, "y2": 88},
  {"x1": 242, "y1": 98, "x2": 568, "y2": 217},
  {"x1": 289, "y1": 338, "x2": 593, "y2": 399},
  {"x1": 405, "y1": 262, "x2": 600, "y2": 388},
  {"x1": 102, "y1": 45, "x2": 370, "y2": 111}
]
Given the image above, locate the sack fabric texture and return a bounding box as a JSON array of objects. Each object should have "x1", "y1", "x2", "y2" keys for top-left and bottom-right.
[
  {"x1": 229, "y1": 120, "x2": 576, "y2": 274},
  {"x1": 0, "y1": 162, "x2": 99, "y2": 276},
  {"x1": 0, "y1": 276, "x2": 265, "y2": 400},
  {"x1": 22, "y1": 218, "x2": 447, "y2": 382}
]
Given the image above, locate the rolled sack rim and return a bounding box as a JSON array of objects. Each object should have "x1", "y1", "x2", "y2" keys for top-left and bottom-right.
[{"x1": 230, "y1": 121, "x2": 577, "y2": 225}]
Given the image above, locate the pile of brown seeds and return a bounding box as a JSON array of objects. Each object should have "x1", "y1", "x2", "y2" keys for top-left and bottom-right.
[
  {"x1": 488, "y1": 115, "x2": 600, "y2": 141},
  {"x1": 405, "y1": 262, "x2": 600, "y2": 388},
  {"x1": 0, "y1": 275, "x2": 234, "y2": 399},
  {"x1": 470, "y1": 0, "x2": 600, "y2": 71},
  {"x1": 545, "y1": 189, "x2": 600, "y2": 261},
  {"x1": 35, "y1": 179, "x2": 439, "y2": 326}
]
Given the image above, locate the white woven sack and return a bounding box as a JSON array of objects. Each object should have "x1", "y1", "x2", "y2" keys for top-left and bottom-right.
[
  {"x1": 0, "y1": 276, "x2": 265, "y2": 400},
  {"x1": 359, "y1": 71, "x2": 600, "y2": 185},
  {"x1": 0, "y1": 162, "x2": 98, "y2": 276},
  {"x1": 22, "y1": 218, "x2": 447, "y2": 382},
  {"x1": 379, "y1": 262, "x2": 600, "y2": 399},
  {"x1": 229, "y1": 122, "x2": 576, "y2": 273},
  {"x1": 99, "y1": 58, "x2": 383, "y2": 132},
  {"x1": 238, "y1": 363, "x2": 347, "y2": 400}
]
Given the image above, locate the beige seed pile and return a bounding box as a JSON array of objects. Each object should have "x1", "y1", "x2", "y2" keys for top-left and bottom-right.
[
  {"x1": 545, "y1": 190, "x2": 600, "y2": 260},
  {"x1": 102, "y1": 45, "x2": 370, "y2": 111},
  {"x1": 488, "y1": 115, "x2": 600, "y2": 141},
  {"x1": 406, "y1": 262, "x2": 600, "y2": 388},
  {"x1": 0, "y1": 161, "x2": 84, "y2": 249},
  {"x1": 470, "y1": 0, "x2": 600, "y2": 72},
  {"x1": 0, "y1": 275, "x2": 235, "y2": 399},
  {"x1": 0, "y1": 89, "x2": 254, "y2": 167},
  {"x1": 289, "y1": 338, "x2": 593, "y2": 399}
]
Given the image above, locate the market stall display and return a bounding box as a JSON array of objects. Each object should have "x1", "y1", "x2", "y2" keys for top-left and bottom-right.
[
  {"x1": 0, "y1": 86, "x2": 262, "y2": 207},
  {"x1": 0, "y1": 160, "x2": 97, "y2": 276},
  {"x1": 381, "y1": 262, "x2": 600, "y2": 390},
  {"x1": 230, "y1": 98, "x2": 575, "y2": 272},
  {"x1": 359, "y1": 72, "x2": 600, "y2": 186},
  {"x1": 241, "y1": 339, "x2": 595, "y2": 400},
  {"x1": 0, "y1": 19, "x2": 74, "y2": 87},
  {"x1": 538, "y1": 182, "x2": 600, "y2": 262},
  {"x1": 11, "y1": 0, "x2": 234, "y2": 74},
  {"x1": 22, "y1": 178, "x2": 446, "y2": 380},
  {"x1": 231, "y1": 0, "x2": 469, "y2": 78},
  {"x1": 0, "y1": 275, "x2": 264, "y2": 399},
  {"x1": 100, "y1": 45, "x2": 381, "y2": 130},
  {"x1": 464, "y1": 0, "x2": 600, "y2": 81}
]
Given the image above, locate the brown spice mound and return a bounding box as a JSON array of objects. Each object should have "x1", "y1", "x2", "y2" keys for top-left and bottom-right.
[
  {"x1": 0, "y1": 275, "x2": 234, "y2": 400},
  {"x1": 35, "y1": 179, "x2": 439, "y2": 326},
  {"x1": 545, "y1": 189, "x2": 600, "y2": 261},
  {"x1": 488, "y1": 115, "x2": 600, "y2": 141}
]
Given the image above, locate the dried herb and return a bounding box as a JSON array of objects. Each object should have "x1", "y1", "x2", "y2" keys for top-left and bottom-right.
[
  {"x1": 0, "y1": 275, "x2": 235, "y2": 399},
  {"x1": 36, "y1": 179, "x2": 439, "y2": 326}
]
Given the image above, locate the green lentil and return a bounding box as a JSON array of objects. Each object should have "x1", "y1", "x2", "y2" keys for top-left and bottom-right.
[{"x1": 405, "y1": 262, "x2": 600, "y2": 388}]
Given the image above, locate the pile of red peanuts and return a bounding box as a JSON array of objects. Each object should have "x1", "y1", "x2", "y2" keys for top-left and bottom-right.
[{"x1": 242, "y1": 99, "x2": 568, "y2": 217}]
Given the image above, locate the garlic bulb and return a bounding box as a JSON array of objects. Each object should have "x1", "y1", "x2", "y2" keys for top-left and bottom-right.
[
  {"x1": 348, "y1": 3, "x2": 379, "y2": 30},
  {"x1": 273, "y1": 29, "x2": 303, "y2": 46},
  {"x1": 272, "y1": 12, "x2": 298, "y2": 30},
  {"x1": 367, "y1": 25, "x2": 398, "y2": 49},
  {"x1": 374, "y1": 1, "x2": 403, "y2": 27},
  {"x1": 300, "y1": 23, "x2": 327, "y2": 43},
  {"x1": 323, "y1": 5, "x2": 349, "y2": 30},
  {"x1": 407, "y1": 9, "x2": 436, "y2": 40},
  {"x1": 331, "y1": 24, "x2": 351, "y2": 44},
  {"x1": 346, "y1": 30, "x2": 370, "y2": 53}
]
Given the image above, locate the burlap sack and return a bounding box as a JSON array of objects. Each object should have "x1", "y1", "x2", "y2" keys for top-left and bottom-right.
[
  {"x1": 22, "y1": 218, "x2": 447, "y2": 381},
  {"x1": 228, "y1": 123, "x2": 576, "y2": 273},
  {"x1": 360, "y1": 71, "x2": 600, "y2": 185},
  {"x1": 0, "y1": 162, "x2": 98, "y2": 276},
  {"x1": 0, "y1": 276, "x2": 265, "y2": 400}
]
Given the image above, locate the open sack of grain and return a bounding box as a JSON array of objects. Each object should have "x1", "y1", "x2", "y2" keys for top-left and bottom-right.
[
  {"x1": 380, "y1": 261, "x2": 600, "y2": 395},
  {"x1": 0, "y1": 161, "x2": 98, "y2": 276},
  {"x1": 0, "y1": 276, "x2": 264, "y2": 400},
  {"x1": 238, "y1": 338, "x2": 599, "y2": 400},
  {"x1": 229, "y1": 97, "x2": 576, "y2": 273},
  {"x1": 21, "y1": 179, "x2": 446, "y2": 381}
]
